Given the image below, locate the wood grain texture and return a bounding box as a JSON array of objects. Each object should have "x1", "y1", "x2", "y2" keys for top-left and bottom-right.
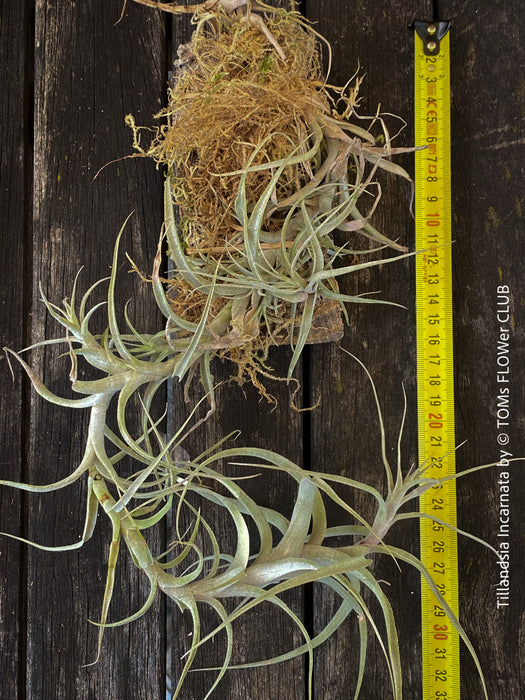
[
  {"x1": 0, "y1": 1, "x2": 30, "y2": 696},
  {"x1": 168, "y1": 378, "x2": 306, "y2": 699},
  {"x1": 440, "y1": 1, "x2": 525, "y2": 697},
  {"x1": 1, "y1": 1, "x2": 524, "y2": 699},
  {"x1": 21, "y1": 0, "x2": 167, "y2": 698},
  {"x1": 305, "y1": 2, "x2": 525, "y2": 698},
  {"x1": 166, "y1": 3, "x2": 306, "y2": 697},
  {"x1": 306, "y1": 2, "x2": 431, "y2": 698}
]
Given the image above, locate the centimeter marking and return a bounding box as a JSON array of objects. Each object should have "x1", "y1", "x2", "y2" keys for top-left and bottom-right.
[{"x1": 414, "y1": 23, "x2": 460, "y2": 700}]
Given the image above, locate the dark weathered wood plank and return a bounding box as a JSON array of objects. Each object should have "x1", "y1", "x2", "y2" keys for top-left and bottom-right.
[
  {"x1": 0, "y1": 1, "x2": 30, "y2": 696},
  {"x1": 440, "y1": 2, "x2": 525, "y2": 698},
  {"x1": 306, "y1": 1, "x2": 432, "y2": 698},
  {"x1": 169, "y1": 377, "x2": 306, "y2": 699},
  {"x1": 2, "y1": 2, "x2": 523, "y2": 699},
  {"x1": 24, "y1": 1, "x2": 167, "y2": 697},
  {"x1": 307, "y1": 2, "x2": 525, "y2": 699},
  {"x1": 165, "y1": 2, "x2": 306, "y2": 697}
]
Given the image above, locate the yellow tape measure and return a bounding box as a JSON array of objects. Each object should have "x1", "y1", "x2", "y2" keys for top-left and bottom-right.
[{"x1": 414, "y1": 20, "x2": 460, "y2": 700}]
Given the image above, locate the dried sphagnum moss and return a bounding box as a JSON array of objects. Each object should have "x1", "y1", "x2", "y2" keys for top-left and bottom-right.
[
  {"x1": 0, "y1": 4, "x2": 500, "y2": 699},
  {"x1": 148, "y1": 7, "x2": 324, "y2": 249},
  {"x1": 128, "y1": 0, "x2": 415, "y2": 397}
]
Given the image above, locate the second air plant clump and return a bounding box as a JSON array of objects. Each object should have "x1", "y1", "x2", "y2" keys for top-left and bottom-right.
[{"x1": 128, "y1": 0, "x2": 414, "y2": 397}]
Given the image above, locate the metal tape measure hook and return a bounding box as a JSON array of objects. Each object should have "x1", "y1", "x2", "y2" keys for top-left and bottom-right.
[{"x1": 414, "y1": 20, "x2": 451, "y2": 55}]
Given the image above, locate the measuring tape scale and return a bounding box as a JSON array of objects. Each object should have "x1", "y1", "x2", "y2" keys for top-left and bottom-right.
[{"x1": 413, "y1": 20, "x2": 461, "y2": 700}]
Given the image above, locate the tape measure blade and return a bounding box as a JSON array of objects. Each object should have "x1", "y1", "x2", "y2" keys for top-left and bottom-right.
[{"x1": 414, "y1": 24, "x2": 461, "y2": 700}]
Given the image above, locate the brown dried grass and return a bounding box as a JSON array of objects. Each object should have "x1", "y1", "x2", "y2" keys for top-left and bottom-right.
[{"x1": 139, "y1": 7, "x2": 328, "y2": 249}]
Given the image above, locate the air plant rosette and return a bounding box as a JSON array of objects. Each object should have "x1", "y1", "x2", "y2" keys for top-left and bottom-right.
[
  {"x1": 1, "y1": 284, "x2": 501, "y2": 699},
  {"x1": 126, "y1": 0, "x2": 416, "y2": 398},
  {"x1": 0, "y1": 1, "x2": 511, "y2": 699}
]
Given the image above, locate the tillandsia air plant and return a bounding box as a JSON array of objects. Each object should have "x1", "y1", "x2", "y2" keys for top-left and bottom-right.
[
  {"x1": 0, "y1": 1, "x2": 507, "y2": 699},
  {"x1": 1, "y1": 269, "x2": 498, "y2": 699},
  {"x1": 126, "y1": 0, "x2": 417, "y2": 398}
]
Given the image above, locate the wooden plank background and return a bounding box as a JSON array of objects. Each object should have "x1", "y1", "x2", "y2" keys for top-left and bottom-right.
[{"x1": 0, "y1": 1, "x2": 523, "y2": 698}]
